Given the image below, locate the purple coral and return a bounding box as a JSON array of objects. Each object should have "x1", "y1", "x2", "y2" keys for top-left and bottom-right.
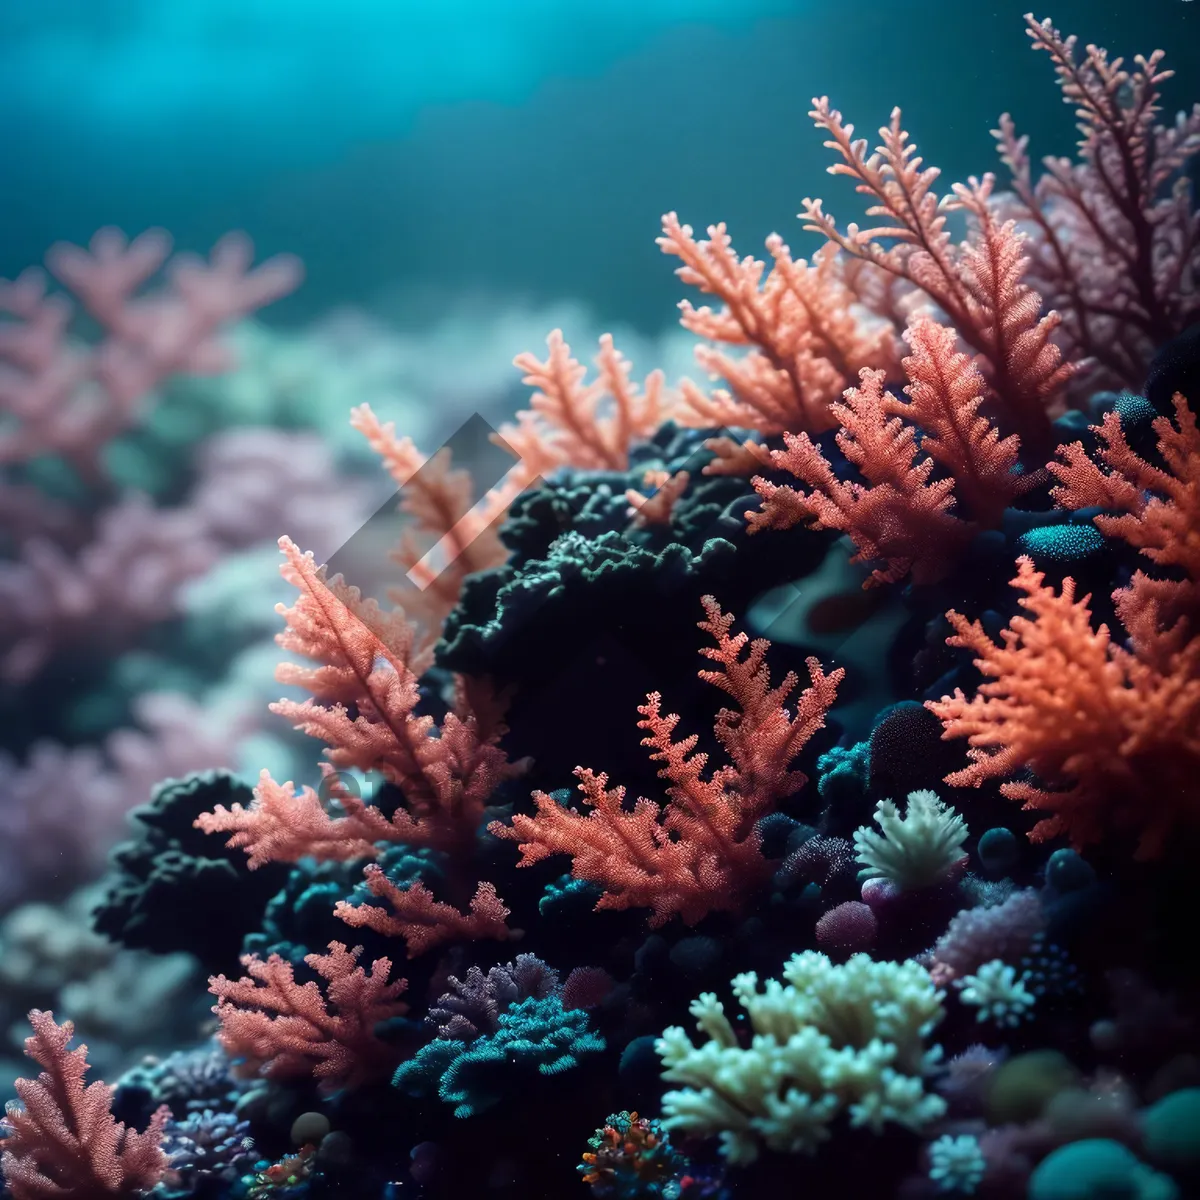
[
  {"x1": 925, "y1": 889, "x2": 1045, "y2": 986},
  {"x1": 428, "y1": 954, "x2": 561, "y2": 1040}
]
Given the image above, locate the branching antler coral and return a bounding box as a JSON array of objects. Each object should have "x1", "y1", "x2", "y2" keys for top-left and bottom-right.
[
  {"x1": 497, "y1": 330, "x2": 667, "y2": 476},
  {"x1": 236, "y1": 537, "x2": 525, "y2": 857},
  {"x1": 0, "y1": 1010, "x2": 169, "y2": 1200},
  {"x1": 490, "y1": 598, "x2": 842, "y2": 926},
  {"x1": 994, "y1": 14, "x2": 1200, "y2": 389},
  {"x1": 927, "y1": 557, "x2": 1200, "y2": 859},
  {"x1": 748, "y1": 365, "x2": 970, "y2": 587},
  {"x1": 209, "y1": 941, "x2": 408, "y2": 1094},
  {"x1": 658, "y1": 215, "x2": 897, "y2": 436},
  {"x1": 334, "y1": 867, "x2": 515, "y2": 958},
  {"x1": 802, "y1": 104, "x2": 1074, "y2": 453}
]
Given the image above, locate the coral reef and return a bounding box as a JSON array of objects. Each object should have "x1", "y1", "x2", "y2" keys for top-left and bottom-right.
[{"x1": 2, "y1": 12, "x2": 1199, "y2": 1200}]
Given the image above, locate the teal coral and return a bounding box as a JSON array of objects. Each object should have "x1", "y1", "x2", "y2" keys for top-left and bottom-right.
[
  {"x1": 1028, "y1": 1139, "x2": 1179, "y2": 1200},
  {"x1": 392, "y1": 995, "x2": 605, "y2": 1118}
]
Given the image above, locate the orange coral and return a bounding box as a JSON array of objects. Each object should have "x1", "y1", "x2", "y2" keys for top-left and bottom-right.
[
  {"x1": 209, "y1": 941, "x2": 408, "y2": 1094},
  {"x1": 927, "y1": 557, "x2": 1200, "y2": 859},
  {"x1": 1051, "y1": 393, "x2": 1200, "y2": 585},
  {"x1": 746, "y1": 312, "x2": 1034, "y2": 583},
  {"x1": 1, "y1": 1011, "x2": 168, "y2": 1200},
  {"x1": 196, "y1": 769, "x2": 400, "y2": 867},
  {"x1": 279, "y1": 537, "x2": 523, "y2": 845},
  {"x1": 897, "y1": 315, "x2": 1023, "y2": 525},
  {"x1": 334, "y1": 867, "x2": 515, "y2": 958},
  {"x1": 658, "y1": 215, "x2": 897, "y2": 436},
  {"x1": 489, "y1": 598, "x2": 842, "y2": 926},
  {"x1": 748, "y1": 366, "x2": 971, "y2": 586},
  {"x1": 1052, "y1": 392, "x2": 1200, "y2": 667}
]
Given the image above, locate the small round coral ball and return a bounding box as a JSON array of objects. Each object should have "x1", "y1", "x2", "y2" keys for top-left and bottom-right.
[{"x1": 815, "y1": 900, "x2": 877, "y2": 959}]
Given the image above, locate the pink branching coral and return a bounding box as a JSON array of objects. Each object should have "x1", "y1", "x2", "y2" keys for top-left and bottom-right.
[
  {"x1": 334, "y1": 867, "x2": 515, "y2": 958},
  {"x1": 0, "y1": 228, "x2": 301, "y2": 479},
  {"x1": 926, "y1": 557, "x2": 1200, "y2": 859},
  {"x1": 350, "y1": 403, "x2": 510, "y2": 646},
  {"x1": 1, "y1": 692, "x2": 241, "y2": 907},
  {"x1": 208, "y1": 941, "x2": 408, "y2": 1094},
  {"x1": 195, "y1": 536, "x2": 526, "y2": 862},
  {"x1": 748, "y1": 364, "x2": 971, "y2": 587},
  {"x1": 802, "y1": 107, "x2": 1075, "y2": 454},
  {"x1": 994, "y1": 14, "x2": 1200, "y2": 390},
  {"x1": 0, "y1": 230, "x2": 304, "y2": 684},
  {"x1": 497, "y1": 330, "x2": 667, "y2": 476},
  {"x1": 896, "y1": 316, "x2": 1025, "y2": 526},
  {"x1": 1051, "y1": 392, "x2": 1200, "y2": 653},
  {"x1": 746, "y1": 312, "x2": 1037, "y2": 585},
  {"x1": 658, "y1": 216, "x2": 898, "y2": 436},
  {"x1": 489, "y1": 597, "x2": 842, "y2": 926},
  {"x1": 0, "y1": 1010, "x2": 169, "y2": 1200}
]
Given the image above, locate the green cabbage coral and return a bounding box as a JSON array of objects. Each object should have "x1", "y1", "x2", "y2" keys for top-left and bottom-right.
[{"x1": 655, "y1": 951, "x2": 947, "y2": 1163}]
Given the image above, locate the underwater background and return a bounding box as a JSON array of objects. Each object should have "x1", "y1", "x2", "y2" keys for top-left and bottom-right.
[{"x1": 1, "y1": 1, "x2": 1199, "y2": 1198}]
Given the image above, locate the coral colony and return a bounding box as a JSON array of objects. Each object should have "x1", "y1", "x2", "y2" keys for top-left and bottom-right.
[{"x1": 3, "y1": 13, "x2": 1200, "y2": 1200}]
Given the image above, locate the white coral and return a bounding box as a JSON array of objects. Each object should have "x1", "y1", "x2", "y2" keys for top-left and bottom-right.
[
  {"x1": 957, "y1": 959, "x2": 1036, "y2": 1027},
  {"x1": 854, "y1": 790, "x2": 969, "y2": 890},
  {"x1": 656, "y1": 951, "x2": 947, "y2": 1163},
  {"x1": 929, "y1": 1133, "x2": 986, "y2": 1194}
]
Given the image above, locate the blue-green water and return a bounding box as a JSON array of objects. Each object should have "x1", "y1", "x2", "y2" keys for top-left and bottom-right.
[{"x1": 3, "y1": 0, "x2": 1195, "y2": 325}]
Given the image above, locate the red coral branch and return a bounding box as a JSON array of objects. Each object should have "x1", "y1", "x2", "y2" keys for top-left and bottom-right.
[
  {"x1": 896, "y1": 315, "x2": 1023, "y2": 526},
  {"x1": 0, "y1": 1010, "x2": 168, "y2": 1200},
  {"x1": 926, "y1": 557, "x2": 1200, "y2": 859},
  {"x1": 749, "y1": 367, "x2": 971, "y2": 586},
  {"x1": 1052, "y1": 391, "x2": 1200, "y2": 662},
  {"x1": 658, "y1": 215, "x2": 897, "y2": 436},
  {"x1": 1051, "y1": 393, "x2": 1200, "y2": 583},
  {"x1": 209, "y1": 942, "x2": 408, "y2": 1094},
  {"x1": 195, "y1": 768, "x2": 397, "y2": 867},
  {"x1": 489, "y1": 599, "x2": 841, "y2": 926},
  {"x1": 334, "y1": 867, "x2": 515, "y2": 958},
  {"x1": 695, "y1": 595, "x2": 844, "y2": 811}
]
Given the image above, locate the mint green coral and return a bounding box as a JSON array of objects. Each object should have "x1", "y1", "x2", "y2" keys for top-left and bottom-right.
[
  {"x1": 853, "y1": 789, "x2": 969, "y2": 890},
  {"x1": 654, "y1": 951, "x2": 947, "y2": 1163}
]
